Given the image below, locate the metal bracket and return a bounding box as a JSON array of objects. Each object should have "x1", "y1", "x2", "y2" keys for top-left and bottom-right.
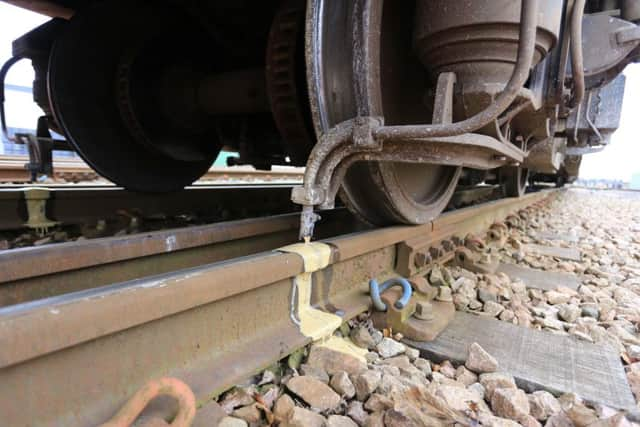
[
  {"x1": 454, "y1": 247, "x2": 499, "y2": 274},
  {"x1": 582, "y1": 14, "x2": 640, "y2": 79},
  {"x1": 293, "y1": 69, "x2": 527, "y2": 240},
  {"x1": 432, "y1": 72, "x2": 456, "y2": 125},
  {"x1": 565, "y1": 145, "x2": 606, "y2": 155},
  {"x1": 616, "y1": 25, "x2": 640, "y2": 45},
  {"x1": 369, "y1": 283, "x2": 454, "y2": 342},
  {"x1": 13, "y1": 117, "x2": 72, "y2": 182},
  {"x1": 396, "y1": 235, "x2": 462, "y2": 277}
]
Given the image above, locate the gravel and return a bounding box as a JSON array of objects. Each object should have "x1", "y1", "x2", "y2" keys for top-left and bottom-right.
[
  {"x1": 216, "y1": 189, "x2": 640, "y2": 426},
  {"x1": 448, "y1": 189, "x2": 640, "y2": 410}
]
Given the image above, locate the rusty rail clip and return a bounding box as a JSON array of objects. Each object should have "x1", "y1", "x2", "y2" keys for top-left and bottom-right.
[
  {"x1": 99, "y1": 377, "x2": 196, "y2": 427},
  {"x1": 369, "y1": 275, "x2": 454, "y2": 342}
]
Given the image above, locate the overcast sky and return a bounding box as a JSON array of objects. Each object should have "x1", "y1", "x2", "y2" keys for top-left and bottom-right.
[{"x1": 1, "y1": 2, "x2": 638, "y2": 180}]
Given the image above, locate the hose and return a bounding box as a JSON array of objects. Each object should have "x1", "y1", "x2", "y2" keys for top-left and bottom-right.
[
  {"x1": 373, "y1": 0, "x2": 540, "y2": 142},
  {"x1": 569, "y1": 0, "x2": 586, "y2": 108},
  {"x1": 0, "y1": 56, "x2": 24, "y2": 141},
  {"x1": 369, "y1": 277, "x2": 413, "y2": 311}
]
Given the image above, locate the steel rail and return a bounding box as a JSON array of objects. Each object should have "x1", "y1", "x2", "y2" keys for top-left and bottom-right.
[
  {"x1": 0, "y1": 189, "x2": 558, "y2": 426},
  {"x1": 0, "y1": 208, "x2": 359, "y2": 307},
  {"x1": 0, "y1": 183, "x2": 297, "y2": 231},
  {"x1": 0, "y1": 185, "x2": 501, "y2": 306},
  {"x1": 0, "y1": 155, "x2": 304, "y2": 183}
]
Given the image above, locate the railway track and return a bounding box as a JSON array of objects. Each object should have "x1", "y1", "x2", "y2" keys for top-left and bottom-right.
[
  {"x1": 0, "y1": 183, "x2": 298, "y2": 232},
  {"x1": 0, "y1": 189, "x2": 557, "y2": 426},
  {"x1": 0, "y1": 155, "x2": 304, "y2": 184},
  {"x1": 0, "y1": 183, "x2": 501, "y2": 251}
]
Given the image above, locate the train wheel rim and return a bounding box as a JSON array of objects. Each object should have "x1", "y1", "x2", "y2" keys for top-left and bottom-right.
[
  {"x1": 47, "y1": 0, "x2": 219, "y2": 192},
  {"x1": 307, "y1": 0, "x2": 460, "y2": 225},
  {"x1": 339, "y1": 162, "x2": 461, "y2": 225}
]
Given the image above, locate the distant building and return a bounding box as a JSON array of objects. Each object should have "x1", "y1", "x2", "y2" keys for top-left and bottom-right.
[{"x1": 575, "y1": 178, "x2": 628, "y2": 189}]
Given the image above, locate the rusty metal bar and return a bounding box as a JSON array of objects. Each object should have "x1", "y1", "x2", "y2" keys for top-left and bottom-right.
[
  {"x1": 0, "y1": 212, "x2": 297, "y2": 281},
  {"x1": 0, "y1": 183, "x2": 297, "y2": 231},
  {"x1": 0, "y1": 208, "x2": 358, "y2": 306},
  {"x1": 568, "y1": 0, "x2": 586, "y2": 108},
  {"x1": 0, "y1": 189, "x2": 557, "y2": 426},
  {"x1": 0, "y1": 155, "x2": 304, "y2": 184}
]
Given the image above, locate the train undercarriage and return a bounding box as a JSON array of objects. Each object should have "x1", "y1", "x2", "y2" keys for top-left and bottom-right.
[{"x1": 1, "y1": 0, "x2": 639, "y2": 237}]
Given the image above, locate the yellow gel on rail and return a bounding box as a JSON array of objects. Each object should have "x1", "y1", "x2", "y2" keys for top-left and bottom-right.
[
  {"x1": 318, "y1": 335, "x2": 368, "y2": 363},
  {"x1": 278, "y1": 242, "x2": 342, "y2": 340}
]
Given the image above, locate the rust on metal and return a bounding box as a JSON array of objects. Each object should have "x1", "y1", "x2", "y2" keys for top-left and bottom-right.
[
  {"x1": 0, "y1": 183, "x2": 297, "y2": 231},
  {"x1": 0, "y1": 155, "x2": 304, "y2": 184},
  {"x1": 0, "y1": 209, "x2": 357, "y2": 307},
  {"x1": 99, "y1": 378, "x2": 196, "y2": 427},
  {"x1": 0, "y1": 189, "x2": 558, "y2": 426},
  {"x1": 370, "y1": 284, "x2": 456, "y2": 342},
  {"x1": 0, "y1": 213, "x2": 300, "y2": 283}
]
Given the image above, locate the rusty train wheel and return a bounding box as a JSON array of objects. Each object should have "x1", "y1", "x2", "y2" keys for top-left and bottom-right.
[
  {"x1": 265, "y1": 0, "x2": 315, "y2": 166},
  {"x1": 306, "y1": 0, "x2": 460, "y2": 225},
  {"x1": 47, "y1": 0, "x2": 220, "y2": 192}
]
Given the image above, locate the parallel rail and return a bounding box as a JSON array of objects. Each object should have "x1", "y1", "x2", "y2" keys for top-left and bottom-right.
[
  {"x1": 0, "y1": 189, "x2": 557, "y2": 426},
  {"x1": 0, "y1": 183, "x2": 500, "y2": 233},
  {"x1": 0, "y1": 183, "x2": 298, "y2": 231},
  {"x1": 0, "y1": 155, "x2": 304, "y2": 183},
  {"x1": 0, "y1": 208, "x2": 361, "y2": 306}
]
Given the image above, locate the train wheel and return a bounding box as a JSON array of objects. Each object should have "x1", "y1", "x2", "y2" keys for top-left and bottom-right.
[
  {"x1": 340, "y1": 163, "x2": 461, "y2": 225},
  {"x1": 501, "y1": 166, "x2": 529, "y2": 197},
  {"x1": 306, "y1": 0, "x2": 460, "y2": 225},
  {"x1": 47, "y1": 0, "x2": 220, "y2": 191}
]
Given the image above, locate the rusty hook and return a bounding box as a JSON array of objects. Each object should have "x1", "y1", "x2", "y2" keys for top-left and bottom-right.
[
  {"x1": 369, "y1": 277, "x2": 413, "y2": 311},
  {"x1": 99, "y1": 377, "x2": 196, "y2": 427}
]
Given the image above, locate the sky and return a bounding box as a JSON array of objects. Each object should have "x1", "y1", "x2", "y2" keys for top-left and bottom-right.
[
  {"x1": 1, "y1": 2, "x2": 53, "y2": 130},
  {"x1": 0, "y1": 2, "x2": 638, "y2": 180},
  {"x1": 580, "y1": 63, "x2": 640, "y2": 180}
]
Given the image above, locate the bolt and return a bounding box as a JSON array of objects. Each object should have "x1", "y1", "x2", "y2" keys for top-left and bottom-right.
[
  {"x1": 414, "y1": 301, "x2": 434, "y2": 321},
  {"x1": 442, "y1": 239, "x2": 454, "y2": 252},
  {"x1": 414, "y1": 251, "x2": 429, "y2": 267},
  {"x1": 416, "y1": 249, "x2": 433, "y2": 267},
  {"x1": 429, "y1": 246, "x2": 444, "y2": 259}
]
